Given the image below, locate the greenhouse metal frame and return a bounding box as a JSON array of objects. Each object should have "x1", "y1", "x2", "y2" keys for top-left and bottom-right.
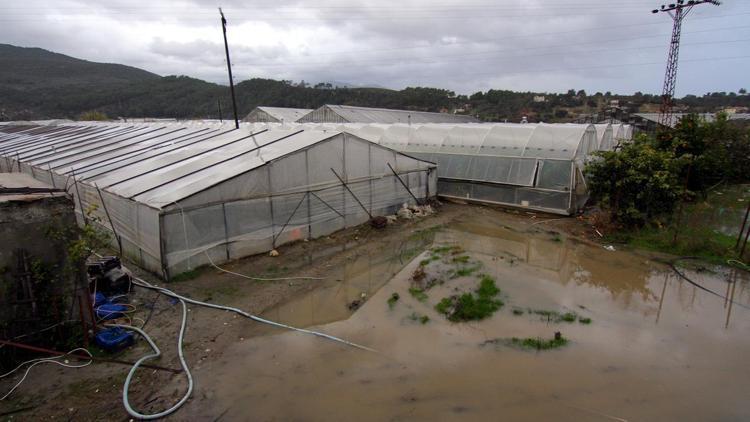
[{"x1": 0, "y1": 122, "x2": 436, "y2": 278}]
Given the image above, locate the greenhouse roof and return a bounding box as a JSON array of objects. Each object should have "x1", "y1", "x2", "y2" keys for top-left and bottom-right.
[
  {"x1": 0, "y1": 122, "x2": 429, "y2": 210},
  {"x1": 302, "y1": 122, "x2": 598, "y2": 161},
  {"x1": 301, "y1": 104, "x2": 480, "y2": 124},
  {"x1": 245, "y1": 106, "x2": 313, "y2": 122}
]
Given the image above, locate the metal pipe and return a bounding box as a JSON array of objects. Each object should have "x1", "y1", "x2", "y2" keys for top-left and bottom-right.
[
  {"x1": 330, "y1": 168, "x2": 373, "y2": 219},
  {"x1": 736, "y1": 199, "x2": 750, "y2": 249},
  {"x1": 95, "y1": 183, "x2": 123, "y2": 256},
  {"x1": 387, "y1": 162, "x2": 422, "y2": 205}
]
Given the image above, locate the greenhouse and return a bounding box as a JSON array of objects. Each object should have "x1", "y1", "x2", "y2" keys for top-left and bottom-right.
[
  {"x1": 594, "y1": 123, "x2": 614, "y2": 151},
  {"x1": 243, "y1": 106, "x2": 313, "y2": 123},
  {"x1": 298, "y1": 122, "x2": 601, "y2": 215},
  {"x1": 0, "y1": 122, "x2": 436, "y2": 278},
  {"x1": 297, "y1": 104, "x2": 480, "y2": 124}
]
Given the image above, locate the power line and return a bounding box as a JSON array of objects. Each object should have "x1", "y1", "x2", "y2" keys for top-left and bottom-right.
[{"x1": 226, "y1": 26, "x2": 750, "y2": 69}]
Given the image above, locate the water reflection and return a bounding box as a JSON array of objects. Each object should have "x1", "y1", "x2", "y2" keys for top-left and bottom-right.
[{"x1": 262, "y1": 214, "x2": 750, "y2": 331}]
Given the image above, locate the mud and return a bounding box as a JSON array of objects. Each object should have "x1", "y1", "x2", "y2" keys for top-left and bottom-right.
[
  {"x1": 180, "y1": 212, "x2": 750, "y2": 421},
  {"x1": 3, "y1": 203, "x2": 749, "y2": 421}
]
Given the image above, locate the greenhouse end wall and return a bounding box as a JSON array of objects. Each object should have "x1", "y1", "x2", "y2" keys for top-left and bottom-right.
[{"x1": 159, "y1": 135, "x2": 436, "y2": 278}]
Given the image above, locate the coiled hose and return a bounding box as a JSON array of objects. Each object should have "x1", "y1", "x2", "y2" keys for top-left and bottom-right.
[{"x1": 115, "y1": 273, "x2": 377, "y2": 420}]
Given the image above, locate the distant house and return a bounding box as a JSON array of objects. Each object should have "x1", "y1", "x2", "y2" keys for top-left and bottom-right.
[
  {"x1": 721, "y1": 106, "x2": 749, "y2": 114},
  {"x1": 297, "y1": 104, "x2": 480, "y2": 124},
  {"x1": 243, "y1": 106, "x2": 313, "y2": 123},
  {"x1": 533, "y1": 96, "x2": 546, "y2": 103}
]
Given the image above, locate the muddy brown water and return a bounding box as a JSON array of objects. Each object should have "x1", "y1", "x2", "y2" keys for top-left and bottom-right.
[{"x1": 182, "y1": 217, "x2": 750, "y2": 421}]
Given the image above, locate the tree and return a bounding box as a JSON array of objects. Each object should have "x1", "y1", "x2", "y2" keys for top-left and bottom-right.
[
  {"x1": 740, "y1": 88, "x2": 747, "y2": 95},
  {"x1": 78, "y1": 111, "x2": 108, "y2": 121},
  {"x1": 585, "y1": 135, "x2": 681, "y2": 227}
]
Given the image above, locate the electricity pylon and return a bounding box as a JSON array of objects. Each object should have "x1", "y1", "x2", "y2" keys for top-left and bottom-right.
[{"x1": 652, "y1": 0, "x2": 721, "y2": 128}]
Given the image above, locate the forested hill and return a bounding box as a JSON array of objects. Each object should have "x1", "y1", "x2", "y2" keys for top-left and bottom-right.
[
  {"x1": 1, "y1": 44, "x2": 748, "y2": 122},
  {"x1": 0, "y1": 44, "x2": 159, "y2": 90}
]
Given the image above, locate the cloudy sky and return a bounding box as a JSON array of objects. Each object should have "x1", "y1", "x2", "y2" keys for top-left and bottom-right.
[{"x1": 2, "y1": 0, "x2": 748, "y2": 95}]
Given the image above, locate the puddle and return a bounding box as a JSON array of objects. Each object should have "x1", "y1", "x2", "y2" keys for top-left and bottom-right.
[
  {"x1": 184, "y1": 215, "x2": 750, "y2": 421},
  {"x1": 258, "y1": 228, "x2": 438, "y2": 328}
]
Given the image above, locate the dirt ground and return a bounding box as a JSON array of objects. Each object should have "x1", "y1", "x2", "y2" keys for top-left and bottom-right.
[{"x1": 1, "y1": 201, "x2": 746, "y2": 421}]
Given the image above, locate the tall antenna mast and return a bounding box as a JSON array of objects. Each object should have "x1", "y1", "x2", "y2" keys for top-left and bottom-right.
[
  {"x1": 219, "y1": 7, "x2": 240, "y2": 129},
  {"x1": 652, "y1": 0, "x2": 720, "y2": 129}
]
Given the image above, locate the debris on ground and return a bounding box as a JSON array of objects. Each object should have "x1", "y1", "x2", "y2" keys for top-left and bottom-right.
[
  {"x1": 395, "y1": 203, "x2": 435, "y2": 221},
  {"x1": 269, "y1": 249, "x2": 280, "y2": 257},
  {"x1": 369, "y1": 216, "x2": 388, "y2": 229}
]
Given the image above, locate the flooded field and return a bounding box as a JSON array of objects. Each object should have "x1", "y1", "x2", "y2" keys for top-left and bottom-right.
[{"x1": 182, "y1": 215, "x2": 750, "y2": 421}]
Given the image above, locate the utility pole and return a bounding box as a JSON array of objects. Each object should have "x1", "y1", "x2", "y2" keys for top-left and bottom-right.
[
  {"x1": 219, "y1": 8, "x2": 240, "y2": 129},
  {"x1": 652, "y1": 0, "x2": 720, "y2": 129}
]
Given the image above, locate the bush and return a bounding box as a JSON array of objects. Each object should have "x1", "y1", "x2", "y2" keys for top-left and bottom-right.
[
  {"x1": 586, "y1": 134, "x2": 681, "y2": 227},
  {"x1": 586, "y1": 115, "x2": 750, "y2": 228}
]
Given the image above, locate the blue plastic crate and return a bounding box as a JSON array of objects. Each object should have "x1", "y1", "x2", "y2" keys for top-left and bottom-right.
[{"x1": 95, "y1": 327, "x2": 134, "y2": 352}]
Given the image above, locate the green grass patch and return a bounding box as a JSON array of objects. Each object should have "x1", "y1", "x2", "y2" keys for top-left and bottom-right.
[
  {"x1": 578, "y1": 317, "x2": 592, "y2": 324},
  {"x1": 452, "y1": 255, "x2": 470, "y2": 264},
  {"x1": 530, "y1": 309, "x2": 586, "y2": 324},
  {"x1": 432, "y1": 244, "x2": 463, "y2": 255},
  {"x1": 387, "y1": 292, "x2": 400, "y2": 309},
  {"x1": 419, "y1": 255, "x2": 441, "y2": 266},
  {"x1": 408, "y1": 312, "x2": 430, "y2": 324},
  {"x1": 476, "y1": 275, "x2": 500, "y2": 297},
  {"x1": 409, "y1": 225, "x2": 444, "y2": 242},
  {"x1": 169, "y1": 267, "x2": 203, "y2": 283},
  {"x1": 408, "y1": 287, "x2": 428, "y2": 302},
  {"x1": 450, "y1": 264, "x2": 482, "y2": 278},
  {"x1": 619, "y1": 224, "x2": 736, "y2": 265},
  {"x1": 435, "y1": 277, "x2": 503, "y2": 322},
  {"x1": 606, "y1": 186, "x2": 750, "y2": 265},
  {"x1": 561, "y1": 312, "x2": 577, "y2": 322},
  {"x1": 509, "y1": 335, "x2": 568, "y2": 350}
]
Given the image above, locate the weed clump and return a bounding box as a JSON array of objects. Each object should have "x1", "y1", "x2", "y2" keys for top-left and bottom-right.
[
  {"x1": 387, "y1": 292, "x2": 400, "y2": 309},
  {"x1": 408, "y1": 287, "x2": 428, "y2": 302},
  {"x1": 509, "y1": 335, "x2": 568, "y2": 350},
  {"x1": 561, "y1": 312, "x2": 577, "y2": 322},
  {"x1": 450, "y1": 264, "x2": 481, "y2": 278},
  {"x1": 512, "y1": 308, "x2": 524, "y2": 316},
  {"x1": 432, "y1": 245, "x2": 463, "y2": 255},
  {"x1": 452, "y1": 255, "x2": 470, "y2": 264},
  {"x1": 476, "y1": 275, "x2": 500, "y2": 296},
  {"x1": 435, "y1": 276, "x2": 503, "y2": 322},
  {"x1": 530, "y1": 309, "x2": 592, "y2": 324},
  {"x1": 408, "y1": 312, "x2": 430, "y2": 324}
]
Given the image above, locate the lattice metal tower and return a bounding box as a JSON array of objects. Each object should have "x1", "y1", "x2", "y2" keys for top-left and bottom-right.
[{"x1": 652, "y1": 0, "x2": 721, "y2": 128}]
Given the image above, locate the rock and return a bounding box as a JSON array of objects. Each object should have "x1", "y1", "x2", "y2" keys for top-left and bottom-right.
[{"x1": 269, "y1": 249, "x2": 280, "y2": 257}]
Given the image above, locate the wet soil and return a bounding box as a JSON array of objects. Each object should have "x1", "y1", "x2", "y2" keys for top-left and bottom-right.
[{"x1": 2, "y1": 202, "x2": 749, "y2": 421}]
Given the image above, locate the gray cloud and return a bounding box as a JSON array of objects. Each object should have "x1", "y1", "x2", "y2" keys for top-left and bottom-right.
[{"x1": 1, "y1": 0, "x2": 748, "y2": 95}]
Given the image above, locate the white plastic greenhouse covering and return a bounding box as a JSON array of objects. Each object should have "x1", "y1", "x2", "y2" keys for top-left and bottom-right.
[
  {"x1": 295, "y1": 122, "x2": 601, "y2": 215},
  {"x1": 0, "y1": 122, "x2": 436, "y2": 278}
]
